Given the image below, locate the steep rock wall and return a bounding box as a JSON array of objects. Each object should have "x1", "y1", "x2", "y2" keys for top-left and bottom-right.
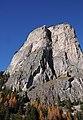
[{"x1": 5, "y1": 23, "x2": 83, "y2": 102}]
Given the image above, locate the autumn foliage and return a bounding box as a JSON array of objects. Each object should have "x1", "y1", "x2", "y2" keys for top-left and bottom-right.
[
  {"x1": 31, "y1": 99, "x2": 74, "y2": 120},
  {"x1": 0, "y1": 91, "x2": 17, "y2": 108},
  {"x1": 0, "y1": 91, "x2": 82, "y2": 120}
]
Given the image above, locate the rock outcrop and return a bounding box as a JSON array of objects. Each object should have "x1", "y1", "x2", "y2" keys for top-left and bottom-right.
[{"x1": 6, "y1": 23, "x2": 83, "y2": 103}]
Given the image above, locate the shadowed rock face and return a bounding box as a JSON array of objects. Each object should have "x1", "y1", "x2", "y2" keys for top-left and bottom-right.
[{"x1": 6, "y1": 23, "x2": 83, "y2": 103}]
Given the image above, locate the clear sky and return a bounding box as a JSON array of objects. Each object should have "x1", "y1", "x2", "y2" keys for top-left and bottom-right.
[{"x1": 0, "y1": 0, "x2": 83, "y2": 71}]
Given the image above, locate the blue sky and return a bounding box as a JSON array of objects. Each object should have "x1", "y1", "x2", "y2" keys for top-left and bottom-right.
[{"x1": 0, "y1": 0, "x2": 83, "y2": 71}]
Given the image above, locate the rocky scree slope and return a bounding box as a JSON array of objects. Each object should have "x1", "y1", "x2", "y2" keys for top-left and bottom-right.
[{"x1": 6, "y1": 23, "x2": 83, "y2": 104}]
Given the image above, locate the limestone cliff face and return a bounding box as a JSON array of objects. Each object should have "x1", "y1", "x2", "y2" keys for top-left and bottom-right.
[{"x1": 6, "y1": 23, "x2": 83, "y2": 103}]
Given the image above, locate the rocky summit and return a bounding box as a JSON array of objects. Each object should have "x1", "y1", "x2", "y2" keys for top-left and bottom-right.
[{"x1": 6, "y1": 23, "x2": 83, "y2": 104}]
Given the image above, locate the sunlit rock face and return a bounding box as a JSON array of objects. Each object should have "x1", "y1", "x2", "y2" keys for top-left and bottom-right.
[{"x1": 6, "y1": 23, "x2": 83, "y2": 103}]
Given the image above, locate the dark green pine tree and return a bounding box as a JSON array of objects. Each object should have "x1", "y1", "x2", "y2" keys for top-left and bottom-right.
[
  {"x1": 25, "y1": 103, "x2": 39, "y2": 120},
  {"x1": 57, "y1": 95, "x2": 61, "y2": 106},
  {"x1": 66, "y1": 98, "x2": 72, "y2": 112}
]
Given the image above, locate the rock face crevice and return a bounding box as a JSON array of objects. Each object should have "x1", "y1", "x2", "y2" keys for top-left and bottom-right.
[
  {"x1": 6, "y1": 26, "x2": 57, "y2": 89},
  {"x1": 5, "y1": 23, "x2": 83, "y2": 103}
]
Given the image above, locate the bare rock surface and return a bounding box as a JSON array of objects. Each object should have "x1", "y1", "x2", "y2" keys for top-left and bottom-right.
[{"x1": 6, "y1": 23, "x2": 83, "y2": 103}]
